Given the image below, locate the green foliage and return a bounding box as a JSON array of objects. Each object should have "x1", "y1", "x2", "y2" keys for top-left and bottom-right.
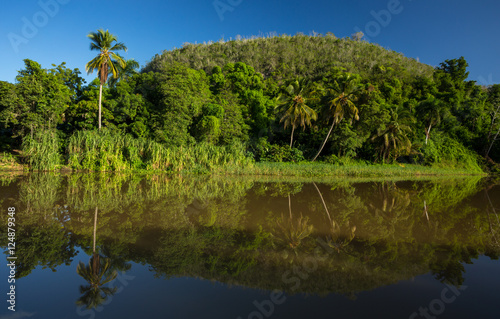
[
  {"x1": 140, "y1": 63, "x2": 213, "y2": 147},
  {"x1": 313, "y1": 73, "x2": 361, "y2": 161},
  {"x1": 145, "y1": 33, "x2": 433, "y2": 82},
  {"x1": 22, "y1": 129, "x2": 62, "y2": 170},
  {"x1": 371, "y1": 105, "x2": 415, "y2": 162},
  {"x1": 86, "y1": 29, "x2": 127, "y2": 130},
  {"x1": 66, "y1": 129, "x2": 253, "y2": 172},
  {"x1": 259, "y1": 143, "x2": 305, "y2": 163},
  {"x1": 3, "y1": 60, "x2": 73, "y2": 139},
  {"x1": 323, "y1": 154, "x2": 366, "y2": 166},
  {"x1": 276, "y1": 78, "x2": 318, "y2": 148},
  {"x1": 2, "y1": 172, "x2": 496, "y2": 294},
  {"x1": 0, "y1": 152, "x2": 17, "y2": 166},
  {"x1": 0, "y1": 34, "x2": 495, "y2": 171},
  {"x1": 420, "y1": 132, "x2": 483, "y2": 172}
]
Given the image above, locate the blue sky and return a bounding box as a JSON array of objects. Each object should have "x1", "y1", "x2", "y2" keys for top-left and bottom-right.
[{"x1": 1, "y1": 0, "x2": 499, "y2": 85}]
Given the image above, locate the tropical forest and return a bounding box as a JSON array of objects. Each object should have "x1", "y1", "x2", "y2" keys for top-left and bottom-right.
[
  {"x1": 2, "y1": 29, "x2": 500, "y2": 319},
  {"x1": 1, "y1": 31, "x2": 499, "y2": 175}
]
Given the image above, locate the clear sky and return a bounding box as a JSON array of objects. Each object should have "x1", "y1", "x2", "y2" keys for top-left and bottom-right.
[{"x1": 1, "y1": 0, "x2": 499, "y2": 85}]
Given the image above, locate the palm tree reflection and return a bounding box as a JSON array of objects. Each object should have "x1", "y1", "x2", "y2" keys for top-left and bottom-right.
[
  {"x1": 273, "y1": 194, "x2": 314, "y2": 250},
  {"x1": 76, "y1": 207, "x2": 118, "y2": 309},
  {"x1": 313, "y1": 182, "x2": 356, "y2": 253}
]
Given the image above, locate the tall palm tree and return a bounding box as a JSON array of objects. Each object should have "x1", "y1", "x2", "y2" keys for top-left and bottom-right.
[
  {"x1": 85, "y1": 29, "x2": 127, "y2": 130},
  {"x1": 312, "y1": 74, "x2": 360, "y2": 161},
  {"x1": 312, "y1": 182, "x2": 356, "y2": 253},
  {"x1": 76, "y1": 207, "x2": 118, "y2": 309},
  {"x1": 416, "y1": 96, "x2": 444, "y2": 145},
  {"x1": 108, "y1": 59, "x2": 140, "y2": 87},
  {"x1": 371, "y1": 106, "x2": 415, "y2": 162},
  {"x1": 276, "y1": 79, "x2": 318, "y2": 148},
  {"x1": 273, "y1": 194, "x2": 313, "y2": 250},
  {"x1": 76, "y1": 257, "x2": 117, "y2": 309}
]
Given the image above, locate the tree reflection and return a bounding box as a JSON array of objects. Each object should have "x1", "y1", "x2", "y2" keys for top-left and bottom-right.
[
  {"x1": 273, "y1": 194, "x2": 314, "y2": 251},
  {"x1": 313, "y1": 182, "x2": 356, "y2": 253},
  {"x1": 76, "y1": 207, "x2": 118, "y2": 309},
  {"x1": 2, "y1": 173, "x2": 500, "y2": 297}
]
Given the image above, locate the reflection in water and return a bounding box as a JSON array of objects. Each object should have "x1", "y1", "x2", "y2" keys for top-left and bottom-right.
[
  {"x1": 76, "y1": 207, "x2": 118, "y2": 309},
  {"x1": 313, "y1": 181, "x2": 356, "y2": 253},
  {"x1": 273, "y1": 194, "x2": 314, "y2": 250},
  {"x1": 0, "y1": 172, "x2": 499, "y2": 315}
]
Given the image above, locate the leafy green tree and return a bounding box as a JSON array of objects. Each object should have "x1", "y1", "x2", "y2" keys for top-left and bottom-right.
[
  {"x1": 65, "y1": 79, "x2": 111, "y2": 132},
  {"x1": 219, "y1": 62, "x2": 274, "y2": 137},
  {"x1": 0, "y1": 81, "x2": 18, "y2": 149},
  {"x1": 416, "y1": 96, "x2": 445, "y2": 145},
  {"x1": 107, "y1": 76, "x2": 149, "y2": 138},
  {"x1": 85, "y1": 29, "x2": 127, "y2": 130},
  {"x1": 193, "y1": 103, "x2": 224, "y2": 144},
  {"x1": 276, "y1": 78, "x2": 318, "y2": 148},
  {"x1": 312, "y1": 74, "x2": 360, "y2": 161},
  {"x1": 51, "y1": 62, "x2": 86, "y2": 103},
  {"x1": 139, "y1": 63, "x2": 212, "y2": 147},
  {"x1": 371, "y1": 105, "x2": 415, "y2": 162},
  {"x1": 486, "y1": 84, "x2": 500, "y2": 158},
  {"x1": 2, "y1": 60, "x2": 72, "y2": 139},
  {"x1": 213, "y1": 90, "x2": 249, "y2": 145}
]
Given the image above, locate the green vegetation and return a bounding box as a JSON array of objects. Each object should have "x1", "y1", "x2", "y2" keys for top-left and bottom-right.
[
  {"x1": 1, "y1": 33, "x2": 499, "y2": 174},
  {"x1": 0, "y1": 173, "x2": 498, "y2": 296},
  {"x1": 65, "y1": 129, "x2": 251, "y2": 172},
  {"x1": 233, "y1": 161, "x2": 484, "y2": 177},
  {"x1": 85, "y1": 29, "x2": 127, "y2": 130}
]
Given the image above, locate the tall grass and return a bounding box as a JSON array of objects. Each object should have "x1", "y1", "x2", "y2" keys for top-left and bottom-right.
[
  {"x1": 67, "y1": 129, "x2": 253, "y2": 172},
  {"x1": 231, "y1": 161, "x2": 485, "y2": 178},
  {"x1": 22, "y1": 130, "x2": 62, "y2": 171}
]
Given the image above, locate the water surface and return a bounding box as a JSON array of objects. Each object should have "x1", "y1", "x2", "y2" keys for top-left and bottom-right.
[{"x1": 1, "y1": 173, "x2": 499, "y2": 319}]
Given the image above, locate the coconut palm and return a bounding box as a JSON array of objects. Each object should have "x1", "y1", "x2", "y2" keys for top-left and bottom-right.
[
  {"x1": 276, "y1": 78, "x2": 318, "y2": 148},
  {"x1": 76, "y1": 257, "x2": 118, "y2": 309},
  {"x1": 85, "y1": 29, "x2": 127, "y2": 130},
  {"x1": 76, "y1": 207, "x2": 118, "y2": 309},
  {"x1": 312, "y1": 182, "x2": 356, "y2": 253},
  {"x1": 108, "y1": 59, "x2": 140, "y2": 87},
  {"x1": 371, "y1": 105, "x2": 415, "y2": 162},
  {"x1": 312, "y1": 74, "x2": 360, "y2": 161}
]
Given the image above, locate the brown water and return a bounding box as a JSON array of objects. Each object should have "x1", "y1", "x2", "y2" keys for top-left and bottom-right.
[{"x1": 1, "y1": 173, "x2": 499, "y2": 319}]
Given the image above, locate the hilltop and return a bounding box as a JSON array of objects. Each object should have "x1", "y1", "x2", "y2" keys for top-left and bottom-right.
[{"x1": 144, "y1": 33, "x2": 434, "y2": 81}]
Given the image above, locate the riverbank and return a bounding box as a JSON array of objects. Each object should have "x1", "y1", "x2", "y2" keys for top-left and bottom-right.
[
  {"x1": 1, "y1": 159, "x2": 486, "y2": 178},
  {"x1": 223, "y1": 161, "x2": 487, "y2": 178}
]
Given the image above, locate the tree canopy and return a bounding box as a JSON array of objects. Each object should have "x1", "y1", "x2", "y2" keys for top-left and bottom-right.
[{"x1": 0, "y1": 33, "x2": 499, "y2": 170}]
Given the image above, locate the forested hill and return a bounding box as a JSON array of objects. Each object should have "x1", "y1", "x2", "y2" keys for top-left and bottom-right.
[
  {"x1": 144, "y1": 33, "x2": 434, "y2": 81},
  {"x1": 1, "y1": 33, "x2": 500, "y2": 172}
]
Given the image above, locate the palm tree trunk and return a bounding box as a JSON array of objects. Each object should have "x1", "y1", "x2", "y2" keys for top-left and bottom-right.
[
  {"x1": 290, "y1": 126, "x2": 295, "y2": 148},
  {"x1": 425, "y1": 123, "x2": 432, "y2": 145},
  {"x1": 312, "y1": 122, "x2": 335, "y2": 161},
  {"x1": 488, "y1": 105, "x2": 500, "y2": 141},
  {"x1": 288, "y1": 194, "x2": 292, "y2": 219},
  {"x1": 98, "y1": 84, "x2": 103, "y2": 130},
  {"x1": 312, "y1": 182, "x2": 331, "y2": 223},
  {"x1": 486, "y1": 126, "x2": 500, "y2": 157},
  {"x1": 93, "y1": 207, "x2": 98, "y2": 254}
]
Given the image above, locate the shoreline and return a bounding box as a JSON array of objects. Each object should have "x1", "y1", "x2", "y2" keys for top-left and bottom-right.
[{"x1": 1, "y1": 161, "x2": 487, "y2": 179}]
